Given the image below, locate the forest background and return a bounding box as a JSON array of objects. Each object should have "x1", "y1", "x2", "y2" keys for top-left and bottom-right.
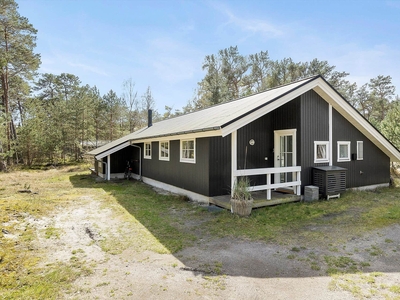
[{"x1": 1, "y1": 0, "x2": 399, "y2": 167}]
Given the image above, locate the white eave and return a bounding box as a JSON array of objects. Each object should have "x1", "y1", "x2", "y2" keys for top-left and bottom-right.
[
  {"x1": 94, "y1": 141, "x2": 130, "y2": 160},
  {"x1": 220, "y1": 76, "x2": 400, "y2": 162}
]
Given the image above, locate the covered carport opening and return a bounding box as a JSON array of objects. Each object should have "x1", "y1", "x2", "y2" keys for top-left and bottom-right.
[{"x1": 93, "y1": 142, "x2": 141, "y2": 180}]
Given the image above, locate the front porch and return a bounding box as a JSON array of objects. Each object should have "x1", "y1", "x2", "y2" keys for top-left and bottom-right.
[{"x1": 210, "y1": 190, "x2": 301, "y2": 210}]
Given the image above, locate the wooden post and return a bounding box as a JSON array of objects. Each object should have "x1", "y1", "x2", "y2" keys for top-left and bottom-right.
[
  {"x1": 296, "y1": 171, "x2": 301, "y2": 195},
  {"x1": 231, "y1": 131, "x2": 237, "y2": 197},
  {"x1": 107, "y1": 155, "x2": 111, "y2": 181},
  {"x1": 266, "y1": 174, "x2": 271, "y2": 200}
]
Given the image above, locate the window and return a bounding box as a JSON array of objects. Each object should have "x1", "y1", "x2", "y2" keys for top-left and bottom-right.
[
  {"x1": 144, "y1": 142, "x2": 151, "y2": 159},
  {"x1": 159, "y1": 141, "x2": 169, "y2": 161},
  {"x1": 314, "y1": 141, "x2": 329, "y2": 163},
  {"x1": 357, "y1": 141, "x2": 363, "y2": 160},
  {"x1": 337, "y1": 141, "x2": 351, "y2": 162},
  {"x1": 180, "y1": 139, "x2": 196, "y2": 163}
]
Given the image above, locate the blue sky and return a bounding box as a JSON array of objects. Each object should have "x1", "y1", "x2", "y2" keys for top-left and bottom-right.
[{"x1": 18, "y1": 0, "x2": 400, "y2": 112}]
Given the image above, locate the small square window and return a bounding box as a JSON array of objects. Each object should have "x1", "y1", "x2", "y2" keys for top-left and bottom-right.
[
  {"x1": 180, "y1": 139, "x2": 196, "y2": 163},
  {"x1": 314, "y1": 141, "x2": 329, "y2": 163},
  {"x1": 337, "y1": 141, "x2": 351, "y2": 162},
  {"x1": 144, "y1": 142, "x2": 151, "y2": 159},
  {"x1": 357, "y1": 141, "x2": 363, "y2": 160},
  {"x1": 159, "y1": 141, "x2": 169, "y2": 161}
]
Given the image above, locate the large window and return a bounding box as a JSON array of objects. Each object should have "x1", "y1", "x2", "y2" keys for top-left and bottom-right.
[
  {"x1": 144, "y1": 142, "x2": 151, "y2": 159},
  {"x1": 180, "y1": 139, "x2": 196, "y2": 163},
  {"x1": 337, "y1": 141, "x2": 351, "y2": 162},
  {"x1": 357, "y1": 141, "x2": 363, "y2": 160},
  {"x1": 159, "y1": 141, "x2": 169, "y2": 161},
  {"x1": 314, "y1": 141, "x2": 329, "y2": 163}
]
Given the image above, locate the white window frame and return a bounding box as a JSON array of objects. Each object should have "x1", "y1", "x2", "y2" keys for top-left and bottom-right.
[
  {"x1": 159, "y1": 141, "x2": 170, "y2": 161},
  {"x1": 357, "y1": 141, "x2": 363, "y2": 160},
  {"x1": 337, "y1": 141, "x2": 351, "y2": 162},
  {"x1": 144, "y1": 142, "x2": 151, "y2": 159},
  {"x1": 314, "y1": 141, "x2": 330, "y2": 163},
  {"x1": 180, "y1": 139, "x2": 196, "y2": 163}
]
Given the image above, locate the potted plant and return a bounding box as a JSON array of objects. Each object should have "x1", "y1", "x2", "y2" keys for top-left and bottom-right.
[{"x1": 230, "y1": 176, "x2": 253, "y2": 216}]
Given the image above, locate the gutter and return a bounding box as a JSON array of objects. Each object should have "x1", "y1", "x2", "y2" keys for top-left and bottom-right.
[{"x1": 129, "y1": 126, "x2": 222, "y2": 143}]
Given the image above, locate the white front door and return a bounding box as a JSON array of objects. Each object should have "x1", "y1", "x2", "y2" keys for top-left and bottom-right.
[{"x1": 274, "y1": 129, "x2": 297, "y2": 185}]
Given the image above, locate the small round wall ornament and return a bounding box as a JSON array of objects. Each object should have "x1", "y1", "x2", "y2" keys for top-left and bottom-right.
[{"x1": 249, "y1": 139, "x2": 255, "y2": 146}]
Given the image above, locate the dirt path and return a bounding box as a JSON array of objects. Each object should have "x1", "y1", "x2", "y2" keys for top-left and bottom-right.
[{"x1": 30, "y1": 195, "x2": 400, "y2": 300}]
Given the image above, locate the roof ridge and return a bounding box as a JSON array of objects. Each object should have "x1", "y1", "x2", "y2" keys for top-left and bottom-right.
[{"x1": 153, "y1": 75, "x2": 319, "y2": 125}]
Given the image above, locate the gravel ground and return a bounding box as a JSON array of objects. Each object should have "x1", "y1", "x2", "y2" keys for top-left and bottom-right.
[{"x1": 28, "y1": 196, "x2": 400, "y2": 300}]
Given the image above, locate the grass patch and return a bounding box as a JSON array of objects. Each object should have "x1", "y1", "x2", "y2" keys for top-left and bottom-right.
[
  {"x1": 45, "y1": 226, "x2": 61, "y2": 239},
  {"x1": 324, "y1": 256, "x2": 359, "y2": 274},
  {"x1": 329, "y1": 272, "x2": 400, "y2": 299},
  {"x1": 366, "y1": 245, "x2": 383, "y2": 257}
]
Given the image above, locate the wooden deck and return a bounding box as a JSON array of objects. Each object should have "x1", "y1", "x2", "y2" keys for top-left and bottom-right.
[{"x1": 209, "y1": 191, "x2": 301, "y2": 210}]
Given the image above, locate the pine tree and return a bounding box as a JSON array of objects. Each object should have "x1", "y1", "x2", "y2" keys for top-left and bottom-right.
[{"x1": 0, "y1": 0, "x2": 40, "y2": 163}]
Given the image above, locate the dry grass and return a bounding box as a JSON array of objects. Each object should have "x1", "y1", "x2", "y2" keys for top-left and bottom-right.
[{"x1": 0, "y1": 165, "x2": 93, "y2": 299}]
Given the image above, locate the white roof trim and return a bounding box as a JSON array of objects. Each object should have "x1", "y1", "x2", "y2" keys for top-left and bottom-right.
[
  {"x1": 95, "y1": 141, "x2": 130, "y2": 160},
  {"x1": 221, "y1": 76, "x2": 400, "y2": 162}
]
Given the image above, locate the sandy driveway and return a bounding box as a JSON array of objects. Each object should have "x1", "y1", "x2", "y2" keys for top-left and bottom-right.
[{"x1": 28, "y1": 192, "x2": 400, "y2": 300}]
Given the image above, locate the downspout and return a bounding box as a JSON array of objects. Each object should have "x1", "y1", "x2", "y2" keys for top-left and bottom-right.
[
  {"x1": 107, "y1": 155, "x2": 111, "y2": 181},
  {"x1": 130, "y1": 144, "x2": 142, "y2": 180}
]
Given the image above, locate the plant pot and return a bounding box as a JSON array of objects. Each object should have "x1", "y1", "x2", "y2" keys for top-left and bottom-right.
[{"x1": 230, "y1": 198, "x2": 253, "y2": 216}]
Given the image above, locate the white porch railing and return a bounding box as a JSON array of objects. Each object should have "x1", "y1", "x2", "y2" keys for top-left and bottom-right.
[{"x1": 233, "y1": 166, "x2": 301, "y2": 200}]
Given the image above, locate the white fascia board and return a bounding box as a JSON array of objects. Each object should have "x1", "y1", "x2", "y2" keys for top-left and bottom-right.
[
  {"x1": 130, "y1": 129, "x2": 222, "y2": 144},
  {"x1": 313, "y1": 79, "x2": 400, "y2": 162},
  {"x1": 94, "y1": 141, "x2": 130, "y2": 160},
  {"x1": 221, "y1": 80, "x2": 318, "y2": 137}
]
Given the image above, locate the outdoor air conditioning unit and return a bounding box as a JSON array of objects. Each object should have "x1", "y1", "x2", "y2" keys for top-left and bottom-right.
[{"x1": 313, "y1": 166, "x2": 347, "y2": 199}]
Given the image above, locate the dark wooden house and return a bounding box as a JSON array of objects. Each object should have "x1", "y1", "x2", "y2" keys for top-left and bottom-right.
[{"x1": 88, "y1": 76, "x2": 400, "y2": 204}]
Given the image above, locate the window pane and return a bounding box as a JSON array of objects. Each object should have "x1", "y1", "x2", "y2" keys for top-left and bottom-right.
[
  {"x1": 317, "y1": 145, "x2": 326, "y2": 159},
  {"x1": 287, "y1": 136, "x2": 292, "y2": 152},
  {"x1": 181, "y1": 140, "x2": 195, "y2": 161},
  {"x1": 339, "y1": 144, "x2": 348, "y2": 158},
  {"x1": 188, "y1": 140, "x2": 194, "y2": 149},
  {"x1": 287, "y1": 153, "x2": 293, "y2": 166},
  {"x1": 358, "y1": 142, "x2": 363, "y2": 159},
  {"x1": 161, "y1": 142, "x2": 169, "y2": 158},
  {"x1": 145, "y1": 143, "x2": 151, "y2": 157}
]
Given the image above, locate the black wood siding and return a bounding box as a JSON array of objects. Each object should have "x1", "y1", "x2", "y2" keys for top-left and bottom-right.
[
  {"x1": 141, "y1": 138, "x2": 210, "y2": 196},
  {"x1": 332, "y1": 110, "x2": 390, "y2": 187},
  {"x1": 110, "y1": 147, "x2": 135, "y2": 173},
  {"x1": 209, "y1": 136, "x2": 231, "y2": 196},
  {"x1": 299, "y1": 90, "x2": 330, "y2": 187},
  {"x1": 236, "y1": 99, "x2": 301, "y2": 187}
]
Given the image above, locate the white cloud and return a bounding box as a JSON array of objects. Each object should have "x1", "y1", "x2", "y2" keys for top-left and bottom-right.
[
  {"x1": 224, "y1": 10, "x2": 283, "y2": 37},
  {"x1": 210, "y1": 2, "x2": 283, "y2": 39},
  {"x1": 67, "y1": 62, "x2": 108, "y2": 77}
]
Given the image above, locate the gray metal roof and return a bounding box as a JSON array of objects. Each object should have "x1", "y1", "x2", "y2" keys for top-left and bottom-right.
[
  {"x1": 88, "y1": 76, "x2": 314, "y2": 156},
  {"x1": 87, "y1": 75, "x2": 400, "y2": 162}
]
